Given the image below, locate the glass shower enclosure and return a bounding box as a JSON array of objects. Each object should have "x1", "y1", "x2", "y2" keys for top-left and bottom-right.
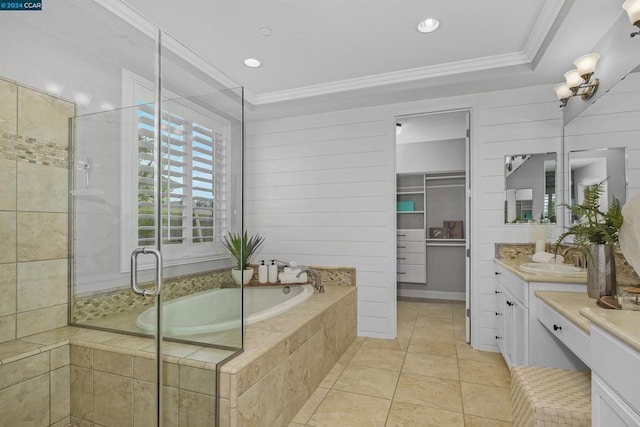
[{"x1": 3, "y1": 1, "x2": 244, "y2": 425}]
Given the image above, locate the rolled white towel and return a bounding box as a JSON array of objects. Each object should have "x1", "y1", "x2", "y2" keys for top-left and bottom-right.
[
  {"x1": 278, "y1": 272, "x2": 308, "y2": 284},
  {"x1": 531, "y1": 252, "x2": 565, "y2": 264},
  {"x1": 284, "y1": 267, "x2": 303, "y2": 275}
]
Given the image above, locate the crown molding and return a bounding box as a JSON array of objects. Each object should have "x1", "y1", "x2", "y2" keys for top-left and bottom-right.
[
  {"x1": 100, "y1": 0, "x2": 565, "y2": 108},
  {"x1": 250, "y1": 0, "x2": 566, "y2": 106},
  {"x1": 98, "y1": 0, "x2": 243, "y2": 95},
  {"x1": 522, "y1": 0, "x2": 567, "y2": 60},
  {"x1": 252, "y1": 51, "x2": 532, "y2": 105}
]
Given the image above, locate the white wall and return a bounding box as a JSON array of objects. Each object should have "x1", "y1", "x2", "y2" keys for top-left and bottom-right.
[
  {"x1": 245, "y1": 83, "x2": 567, "y2": 342},
  {"x1": 245, "y1": 108, "x2": 396, "y2": 338},
  {"x1": 396, "y1": 139, "x2": 466, "y2": 174},
  {"x1": 474, "y1": 86, "x2": 563, "y2": 350},
  {"x1": 246, "y1": 76, "x2": 639, "y2": 344}
]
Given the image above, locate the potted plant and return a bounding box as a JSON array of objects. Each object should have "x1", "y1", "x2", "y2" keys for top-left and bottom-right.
[
  {"x1": 555, "y1": 180, "x2": 623, "y2": 298},
  {"x1": 222, "y1": 231, "x2": 266, "y2": 285}
]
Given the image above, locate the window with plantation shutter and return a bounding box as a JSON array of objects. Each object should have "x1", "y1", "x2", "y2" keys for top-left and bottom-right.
[{"x1": 123, "y1": 71, "x2": 230, "y2": 268}]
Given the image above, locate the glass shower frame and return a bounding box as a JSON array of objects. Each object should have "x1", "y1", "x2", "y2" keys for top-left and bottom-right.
[{"x1": 61, "y1": 2, "x2": 245, "y2": 426}]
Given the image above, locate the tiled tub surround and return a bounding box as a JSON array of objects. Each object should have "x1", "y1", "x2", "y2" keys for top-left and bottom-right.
[
  {"x1": 0, "y1": 76, "x2": 75, "y2": 344},
  {"x1": 0, "y1": 283, "x2": 356, "y2": 426},
  {"x1": 73, "y1": 269, "x2": 234, "y2": 323},
  {"x1": 219, "y1": 284, "x2": 357, "y2": 427},
  {"x1": 0, "y1": 326, "x2": 233, "y2": 427},
  {"x1": 74, "y1": 266, "x2": 355, "y2": 325}
]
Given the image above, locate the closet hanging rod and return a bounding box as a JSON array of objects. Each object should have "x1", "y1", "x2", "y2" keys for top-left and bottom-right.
[{"x1": 424, "y1": 174, "x2": 465, "y2": 181}]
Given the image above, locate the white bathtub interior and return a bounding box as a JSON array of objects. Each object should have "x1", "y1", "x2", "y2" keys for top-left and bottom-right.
[{"x1": 136, "y1": 284, "x2": 315, "y2": 336}]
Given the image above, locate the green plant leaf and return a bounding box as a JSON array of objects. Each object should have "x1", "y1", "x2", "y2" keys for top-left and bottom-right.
[
  {"x1": 222, "y1": 230, "x2": 266, "y2": 270},
  {"x1": 556, "y1": 179, "x2": 623, "y2": 248}
]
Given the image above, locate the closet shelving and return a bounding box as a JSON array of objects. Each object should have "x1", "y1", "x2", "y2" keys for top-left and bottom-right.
[{"x1": 396, "y1": 172, "x2": 466, "y2": 288}]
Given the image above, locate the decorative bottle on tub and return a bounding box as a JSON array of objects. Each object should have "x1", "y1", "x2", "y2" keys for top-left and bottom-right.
[
  {"x1": 268, "y1": 260, "x2": 278, "y2": 283},
  {"x1": 258, "y1": 260, "x2": 268, "y2": 284}
]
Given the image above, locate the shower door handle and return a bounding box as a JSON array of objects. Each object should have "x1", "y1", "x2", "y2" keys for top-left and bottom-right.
[{"x1": 130, "y1": 247, "x2": 163, "y2": 297}]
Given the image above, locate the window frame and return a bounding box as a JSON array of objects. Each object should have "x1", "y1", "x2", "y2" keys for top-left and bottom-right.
[{"x1": 119, "y1": 69, "x2": 231, "y2": 272}]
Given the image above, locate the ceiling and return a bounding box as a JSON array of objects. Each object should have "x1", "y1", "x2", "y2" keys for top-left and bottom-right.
[
  {"x1": 123, "y1": 0, "x2": 626, "y2": 119},
  {"x1": 0, "y1": 0, "x2": 627, "y2": 121}
]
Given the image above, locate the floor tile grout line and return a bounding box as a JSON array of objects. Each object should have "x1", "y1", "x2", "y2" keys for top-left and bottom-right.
[
  {"x1": 294, "y1": 300, "x2": 512, "y2": 426},
  {"x1": 303, "y1": 336, "x2": 367, "y2": 426},
  {"x1": 383, "y1": 308, "x2": 415, "y2": 427}
]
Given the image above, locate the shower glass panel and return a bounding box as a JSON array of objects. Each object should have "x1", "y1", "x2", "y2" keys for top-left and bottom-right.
[
  {"x1": 158, "y1": 29, "x2": 245, "y2": 351},
  {"x1": 2, "y1": 0, "x2": 245, "y2": 422},
  {"x1": 56, "y1": 2, "x2": 243, "y2": 426}
]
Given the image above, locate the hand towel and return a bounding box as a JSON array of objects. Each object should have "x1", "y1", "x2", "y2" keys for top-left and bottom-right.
[
  {"x1": 531, "y1": 252, "x2": 565, "y2": 264},
  {"x1": 278, "y1": 272, "x2": 308, "y2": 284}
]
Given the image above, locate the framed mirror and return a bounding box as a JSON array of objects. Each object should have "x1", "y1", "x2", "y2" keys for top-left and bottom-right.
[
  {"x1": 504, "y1": 153, "x2": 557, "y2": 224},
  {"x1": 568, "y1": 148, "x2": 627, "y2": 223}
]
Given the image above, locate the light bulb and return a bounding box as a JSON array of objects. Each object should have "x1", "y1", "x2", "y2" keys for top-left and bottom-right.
[
  {"x1": 623, "y1": 0, "x2": 640, "y2": 25},
  {"x1": 574, "y1": 53, "x2": 599, "y2": 77},
  {"x1": 564, "y1": 69, "x2": 584, "y2": 89},
  {"x1": 417, "y1": 18, "x2": 440, "y2": 33},
  {"x1": 244, "y1": 58, "x2": 261, "y2": 68},
  {"x1": 554, "y1": 83, "x2": 572, "y2": 100}
]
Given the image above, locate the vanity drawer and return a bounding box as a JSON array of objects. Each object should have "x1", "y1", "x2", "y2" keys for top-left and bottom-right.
[
  {"x1": 397, "y1": 229, "x2": 425, "y2": 242},
  {"x1": 397, "y1": 252, "x2": 426, "y2": 265},
  {"x1": 537, "y1": 299, "x2": 590, "y2": 367},
  {"x1": 397, "y1": 264, "x2": 426, "y2": 283},
  {"x1": 591, "y1": 325, "x2": 640, "y2": 414},
  {"x1": 397, "y1": 241, "x2": 426, "y2": 254}
]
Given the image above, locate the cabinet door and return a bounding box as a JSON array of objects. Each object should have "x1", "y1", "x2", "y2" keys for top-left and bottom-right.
[
  {"x1": 495, "y1": 291, "x2": 506, "y2": 356},
  {"x1": 498, "y1": 289, "x2": 514, "y2": 368},
  {"x1": 498, "y1": 287, "x2": 528, "y2": 368},
  {"x1": 592, "y1": 375, "x2": 640, "y2": 427},
  {"x1": 511, "y1": 297, "x2": 528, "y2": 366}
]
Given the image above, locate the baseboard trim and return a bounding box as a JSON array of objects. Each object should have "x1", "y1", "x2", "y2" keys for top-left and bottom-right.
[{"x1": 397, "y1": 289, "x2": 466, "y2": 301}]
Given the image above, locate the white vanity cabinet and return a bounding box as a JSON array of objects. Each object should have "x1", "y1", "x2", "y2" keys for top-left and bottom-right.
[
  {"x1": 591, "y1": 325, "x2": 640, "y2": 427},
  {"x1": 495, "y1": 266, "x2": 528, "y2": 368},
  {"x1": 494, "y1": 261, "x2": 587, "y2": 370}
]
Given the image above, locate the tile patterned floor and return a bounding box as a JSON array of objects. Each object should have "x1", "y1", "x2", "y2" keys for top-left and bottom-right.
[{"x1": 289, "y1": 299, "x2": 513, "y2": 427}]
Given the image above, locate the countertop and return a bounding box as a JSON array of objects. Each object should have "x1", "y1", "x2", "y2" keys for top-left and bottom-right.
[
  {"x1": 581, "y1": 306, "x2": 640, "y2": 353},
  {"x1": 495, "y1": 256, "x2": 586, "y2": 284},
  {"x1": 495, "y1": 256, "x2": 640, "y2": 286},
  {"x1": 534, "y1": 290, "x2": 640, "y2": 353}
]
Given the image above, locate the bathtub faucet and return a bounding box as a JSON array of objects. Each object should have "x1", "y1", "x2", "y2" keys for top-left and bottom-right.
[{"x1": 297, "y1": 268, "x2": 324, "y2": 293}]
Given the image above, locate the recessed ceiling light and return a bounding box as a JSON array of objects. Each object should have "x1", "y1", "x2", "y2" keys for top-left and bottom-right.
[
  {"x1": 244, "y1": 58, "x2": 262, "y2": 68},
  {"x1": 73, "y1": 92, "x2": 91, "y2": 106},
  {"x1": 259, "y1": 27, "x2": 272, "y2": 37},
  {"x1": 417, "y1": 18, "x2": 440, "y2": 33}
]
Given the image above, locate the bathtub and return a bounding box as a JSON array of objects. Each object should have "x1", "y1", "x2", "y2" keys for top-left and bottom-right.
[{"x1": 136, "y1": 284, "x2": 314, "y2": 336}]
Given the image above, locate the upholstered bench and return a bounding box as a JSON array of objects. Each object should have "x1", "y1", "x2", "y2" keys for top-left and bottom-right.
[{"x1": 511, "y1": 366, "x2": 591, "y2": 426}]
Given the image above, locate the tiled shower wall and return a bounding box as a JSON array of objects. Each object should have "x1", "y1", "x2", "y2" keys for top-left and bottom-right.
[{"x1": 0, "y1": 76, "x2": 75, "y2": 343}]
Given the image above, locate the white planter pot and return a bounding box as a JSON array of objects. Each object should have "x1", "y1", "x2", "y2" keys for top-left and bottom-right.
[{"x1": 231, "y1": 268, "x2": 254, "y2": 285}]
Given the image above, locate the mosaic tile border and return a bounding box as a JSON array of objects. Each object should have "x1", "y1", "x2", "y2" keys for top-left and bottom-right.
[
  {"x1": 72, "y1": 266, "x2": 356, "y2": 323},
  {"x1": 0, "y1": 130, "x2": 68, "y2": 168},
  {"x1": 72, "y1": 269, "x2": 233, "y2": 322},
  {"x1": 495, "y1": 242, "x2": 640, "y2": 281}
]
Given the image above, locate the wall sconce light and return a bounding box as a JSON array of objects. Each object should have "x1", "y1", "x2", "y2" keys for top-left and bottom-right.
[
  {"x1": 396, "y1": 123, "x2": 403, "y2": 135},
  {"x1": 505, "y1": 156, "x2": 514, "y2": 172},
  {"x1": 553, "y1": 53, "x2": 600, "y2": 107},
  {"x1": 623, "y1": 0, "x2": 640, "y2": 37}
]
